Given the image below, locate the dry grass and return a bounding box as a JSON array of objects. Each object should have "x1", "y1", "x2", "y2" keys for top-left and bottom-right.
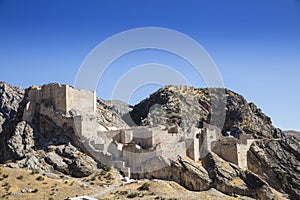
[
  {"x1": 0, "y1": 165, "x2": 120, "y2": 200},
  {"x1": 0, "y1": 165, "x2": 255, "y2": 200},
  {"x1": 98, "y1": 180, "x2": 245, "y2": 200}
]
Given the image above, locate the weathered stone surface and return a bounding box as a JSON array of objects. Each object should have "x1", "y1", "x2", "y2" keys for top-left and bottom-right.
[
  {"x1": 44, "y1": 151, "x2": 69, "y2": 173},
  {"x1": 248, "y1": 136, "x2": 300, "y2": 200},
  {"x1": 202, "y1": 153, "x2": 278, "y2": 199},
  {"x1": 0, "y1": 82, "x2": 294, "y2": 199},
  {"x1": 96, "y1": 99, "x2": 129, "y2": 130},
  {"x1": 0, "y1": 82, "x2": 24, "y2": 133},
  {"x1": 100, "y1": 99, "x2": 133, "y2": 117},
  {"x1": 68, "y1": 155, "x2": 98, "y2": 177},
  {"x1": 129, "y1": 86, "x2": 283, "y2": 138},
  {"x1": 132, "y1": 156, "x2": 212, "y2": 191}
]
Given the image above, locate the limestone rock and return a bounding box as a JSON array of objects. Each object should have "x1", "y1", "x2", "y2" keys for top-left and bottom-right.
[
  {"x1": 44, "y1": 151, "x2": 69, "y2": 174},
  {"x1": 96, "y1": 99, "x2": 129, "y2": 130},
  {"x1": 133, "y1": 156, "x2": 212, "y2": 191},
  {"x1": 68, "y1": 155, "x2": 98, "y2": 177},
  {"x1": 129, "y1": 86, "x2": 283, "y2": 138},
  {"x1": 202, "y1": 152, "x2": 278, "y2": 199},
  {"x1": 248, "y1": 136, "x2": 300, "y2": 200},
  {"x1": 7, "y1": 121, "x2": 35, "y2": 160},
  {"x1": 0, "y1": 82, "x2": 24, "y2": 133},
  {"x1": 100, "y1": 99, "x2": 133, "y2": 117}
]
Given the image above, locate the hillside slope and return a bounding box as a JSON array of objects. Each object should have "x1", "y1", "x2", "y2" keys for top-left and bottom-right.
[{"x1": 129, "y1": 85, "x2": 283, "y2": 138}]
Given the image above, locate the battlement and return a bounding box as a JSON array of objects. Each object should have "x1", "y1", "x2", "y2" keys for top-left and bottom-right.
[{"x1": 25, "y1": 83, "x2": 96, "y2": 114}]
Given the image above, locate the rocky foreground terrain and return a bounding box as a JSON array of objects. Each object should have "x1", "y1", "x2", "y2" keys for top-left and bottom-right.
[{"x1": 0, "y1": 82, "x2": 299, "y2": 199}]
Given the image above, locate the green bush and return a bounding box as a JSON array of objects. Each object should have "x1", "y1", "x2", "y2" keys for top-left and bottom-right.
[
  {"x1": 127, "y1": 192, "x2": 140, "y2": 198},
  {"x1": 277, "y1": 171, "x2": 288, "y2": 185},
  {"x1": 16, "y1": 175, "x2": 23, "y2": 180},
  {"x1": 138, "y1": 182, "x2": 150, "y2": 191},
  {"x1": 30, "y1": 169, "x2": 39, "y2": 175},
  {"x1": 36, "y1": 176, "x2": 45, "y2": 181}
]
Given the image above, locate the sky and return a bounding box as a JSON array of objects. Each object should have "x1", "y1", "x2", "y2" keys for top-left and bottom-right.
[{"x1": 0, "y1": 0, "x2": 299, "y2": 130}]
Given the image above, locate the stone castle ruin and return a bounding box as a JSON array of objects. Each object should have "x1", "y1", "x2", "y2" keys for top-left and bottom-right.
[{"x1": 22, "y1": 84, "x2": 256, "y2": 178}]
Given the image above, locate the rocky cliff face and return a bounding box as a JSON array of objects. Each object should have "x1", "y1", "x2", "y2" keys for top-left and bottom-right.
[
  {"x1": 129, "y1": 86, "x2": 283, "y2": 138},
  {"x1": 100, "y1": 99, "x2": 133, "y2": 117},
  {"x1": 133, "y1": 153, "x2": 283, "y2": 199},
  {"x1": 0, "y1": 82, "x2": 297, "y2": 199},
  {"x1": 248, "y1": 136, "x2": 300, "y2": 200},
  {"x1": 0, "y1": 83, "x2": 128, "y2": 178},
  {"x1": 0, "y1": 82, "x2": 24, "y2": 133},
  {"x1": 96, "y1": 99, "x2": 129, "y2": 131}
]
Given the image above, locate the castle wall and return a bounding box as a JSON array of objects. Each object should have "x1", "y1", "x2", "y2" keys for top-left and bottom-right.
[
  {"x1": 123, "y1": 144, "x2": 162, "y2": 173},
  {"x1": 186, "y1": 139, "x2": 199, "y2": 161},
  {"x1": 161, "y1": 141, "x2": 186, "y2": 159},
  {"x1": 66, "y1": 87, "x2": 96, "y2": 113},
  {"x1": 212, "y1": 139, "x2": 239, "y2": 165},
  {"x1": 25, "y1": 84, "x2": 96, "y2": 116},
  {"x1": 236, "y1": 138, "x2": 257, "y2": 169},
  {"x1": 25, "y1": 84, "x2": 68, "y2": 114},
  {"x1": 131, "y1": 127, "x2": 160, "y2": 149}
]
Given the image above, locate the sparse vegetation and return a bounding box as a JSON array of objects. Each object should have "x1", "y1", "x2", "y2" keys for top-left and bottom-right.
[
  {"x1": 101, "y1": 164, "x2": 111, "y2": 172},
  {"x1": 138, "y1": 182, "x2": 150, "y2": 191},
  {"x1": 2, "y1": 174, "x2": 9, "y2": 179},
  {"x1": 30, "y1": 169, "x2": 39, "y2": 175},
  {"x1": 16, "y1": 175, "x2": 23, "y2": 180},
  {"x1": 36, "y1": 176, "x2": 45, "y2": 181},
  {"x1": 277, "y1": 171, "x2": 288, "y2": 185},
  {"x1": 32, "y1": 188, "x2": 39, "y2": 193},
  {"x1": 127, "y1": 192, "x2": 140, "y2": 198}
]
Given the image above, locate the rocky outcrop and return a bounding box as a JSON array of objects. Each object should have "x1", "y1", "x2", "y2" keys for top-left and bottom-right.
[
  {"x1": 0, "y1": 83, "x2": 129, "y2": 177},
  {"x1": 248, "y1": 136, "x2": 300, "y2": 200},
  {"x1": 0, "y1": 118, "x2": 98, "y2": 178},
  {"x1": 132, "y1": 156, "x2": 212, "y2": 191},
  {"x1": 202, "y1": 153, "x2": 279, "y2": 199},
  {"x1": 96, "y1": 99, "x2": 129, "y2": 130},
  {"x1": 129, "y1": 86, "x2": 283, "y2": 138},
  {"x1": 0, "y1": 82, "x2": 24, "y2": 133},
  {"x1": 100, "y1": 99, "x2": 133, "y2": 117},
  {"x1": 0, "y1": 82, "x2": 294, "y2": 199},
  {"x1": 283, "y1": 130, "x2": 300, "y2": 136},
  {"x1": 132, "y1": 153, "x2": 282, "y2": 199}
]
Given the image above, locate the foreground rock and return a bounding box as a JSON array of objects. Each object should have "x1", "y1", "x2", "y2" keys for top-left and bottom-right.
[
  {"x1": 133, "y1": 153, "x2": 284, "y2": 199},
  {"x1": 248, "y1": 136, "x2": 300, "y2": 200},
  {"x1": 0, "y1": 83, "x2": 131, "y2": 177},
  {"x1": 0, "y1": 82, "x2": 24, "y2": 133}
]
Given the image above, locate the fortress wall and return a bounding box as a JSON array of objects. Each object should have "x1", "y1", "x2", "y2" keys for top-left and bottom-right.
[
  {"x1": 123, "y1": 146, "x2": 161, "y2": 172},
  {"x1": 161, "y1": 141, "x2": 186, "y2": 159},
  {"x1": 212, "y1": 141, "x2": 238, "y2": 165},
  {"x1": 132, "y1": 127, "x2": 154, "y2": 148},
  {"x1": 161, "y1": 132, "x2": 182, "y2": 144},
  {"x1": 25, "y1": 84, "x2": 68, "y2": 116},
  {"x1": 236, "y1": 139, "x2": 257, "y2": 169},
  {"x1": 186, "y1": 138, "x2": 199, "y2": 161},
  {"x1": 112, "y1": 129, "x2": 133, "y2": 144},
  {"x1": 66, "y1": 86, "x2": 96, "y2": 113},
  {"x1": 26, "y1": 84, "x2": 96, "y2": 115}
]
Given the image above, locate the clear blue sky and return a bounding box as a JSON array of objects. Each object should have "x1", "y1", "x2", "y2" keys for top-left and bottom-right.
[{"x1": 0, "y1": 0, "x2": 299, "y2": 130}]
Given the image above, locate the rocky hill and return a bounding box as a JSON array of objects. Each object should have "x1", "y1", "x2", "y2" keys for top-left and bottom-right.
[
  {"x1": 0, "y1": 83, "x2": 128, "y2": 178},
  {"x1": 0, "y1": 82, "x2": 298, "y2": 199},
  {"x1": 129, "y1": 85, "x2": 283, "y2": 138},
  {"x1": 0, "y1": 82, "x2": 24, "y2": 133}
]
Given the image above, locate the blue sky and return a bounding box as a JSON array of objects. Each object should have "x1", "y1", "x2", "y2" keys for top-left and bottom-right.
[{"x1": 0, "y1": 0, "x2": 299, "y2": 130}]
